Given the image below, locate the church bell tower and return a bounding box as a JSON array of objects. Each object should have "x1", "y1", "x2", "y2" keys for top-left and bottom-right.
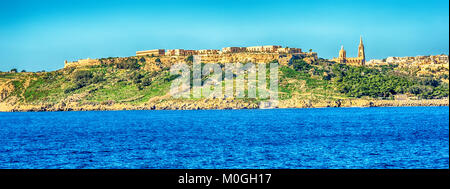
[{"x1": 358, "y1": 36, "x2": 365, "y2": 64}]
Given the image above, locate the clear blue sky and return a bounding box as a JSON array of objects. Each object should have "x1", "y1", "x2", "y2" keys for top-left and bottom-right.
[{"x1": 1, "y1": 0, "x2": 448, "y2": 71}]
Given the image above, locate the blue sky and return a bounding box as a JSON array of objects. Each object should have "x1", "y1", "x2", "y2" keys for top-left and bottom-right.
[{"x1": 0, "y1": 0, "x2": 448, "y2": 71}]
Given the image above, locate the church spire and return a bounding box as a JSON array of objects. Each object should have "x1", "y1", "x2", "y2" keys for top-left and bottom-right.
[
  {"x1": 339, "y1": 45, "x2": 346, "y2": 59},
  {"x1": 358, "y1": 36, "x2": 365, "y2": 64}
]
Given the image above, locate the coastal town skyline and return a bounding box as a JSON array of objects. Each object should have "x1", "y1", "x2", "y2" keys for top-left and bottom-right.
[{"x1": 1, "y1": 0, "x2": 449, "y2": 71}]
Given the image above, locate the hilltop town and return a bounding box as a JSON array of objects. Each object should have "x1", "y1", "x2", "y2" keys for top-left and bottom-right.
[
  {"x1": 367, "y1": 54, "x2": 449, "y2": 78},
  {"x1": 64, "y1": 45, "x2": 318, "y2": 70}
]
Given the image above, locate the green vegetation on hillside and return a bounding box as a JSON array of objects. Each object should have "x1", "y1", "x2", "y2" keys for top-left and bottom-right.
[{"x1": 331, "y1": 64, "x2": 448, "y2": 99}]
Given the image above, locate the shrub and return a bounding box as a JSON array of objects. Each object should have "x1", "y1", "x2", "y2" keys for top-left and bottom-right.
[
  {"x1": 64, "y1": 84, "x2": 81, "y2": 93},
  {"x1": 185, "y1": 55, "x2": 193, "y2": 64},
  {"x1": 141, "y1": 75, "x2": 152, "y2": 86},
  {"x1": 65, "y1": 70, "x2": 104, "y2": 93},
  {"x1": 73, "y1": 70, "x2": 93, "y2": 82},
  {"x1": 116, "y1": 59, "x2": 140, "y2": 70},
  {"x1": 269, "y1": 59, "x2": 279, "y2": 64},
  {"x1": 130, "y1": 72, "x2": 144, "y2": 84},
  {"x1": 290, "y1": 58, "x2": 312, "y2": 72},
  {"x1": 420, "y1": 77, "x2": 440, "y2": 87}
]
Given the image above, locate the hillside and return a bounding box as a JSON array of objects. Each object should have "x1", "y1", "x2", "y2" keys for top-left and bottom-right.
[{"x1": 0, "y1": 55, "x2": 448, "y2": 111}]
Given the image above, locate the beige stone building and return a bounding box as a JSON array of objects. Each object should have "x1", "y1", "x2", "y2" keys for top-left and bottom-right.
[
  {"x1": 246, "y1": 45, "x2": 282, "y2": 53},
  {"x1": 165, "y1": 49, "x2": 183, "y2": 56},
  {"x1": 164, "y1": 49, "x2": 201, "y2": 56},
  {"x1": 221, "y1": 47, "x2": 246, "y2": 53},
  {"x1": 64, "y1": 58, "x2": 100, "y2": 68},
  {"x1": 183, "y1": 50, "x2": 198, "y2": 56},
  {"x1": 136, "y1": 49, "x2": 165, "y2": 56},
  {"x1": 276, "y1": 47, "x2": 302, "y2": 54},
  {"x1": 198, "y1": 49, "x2": 219, "y2": 55}
]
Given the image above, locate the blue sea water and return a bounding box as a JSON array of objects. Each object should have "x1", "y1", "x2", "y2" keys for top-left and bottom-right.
[{"x1": 0, "y1": 106, "x2": 448, "y2": 169}]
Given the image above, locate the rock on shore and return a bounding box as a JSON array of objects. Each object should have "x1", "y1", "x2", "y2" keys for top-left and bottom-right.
[{"x1": 0, "y1": 98, "x2": 447, "y2": 112}]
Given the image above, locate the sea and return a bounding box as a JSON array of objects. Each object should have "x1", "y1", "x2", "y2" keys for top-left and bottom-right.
[{"x1": 0, "y1": 106, "x2": 448, "y2": 169}]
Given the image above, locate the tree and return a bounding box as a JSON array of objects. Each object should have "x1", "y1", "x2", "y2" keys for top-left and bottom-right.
[
  {"x1": 116, "y1": 59, "x2": 140, "y2": 70},
  {"x1": 269, "y1": 59, "x2": 279, "y2": 64},
  {"x1": 329, "y1": 63, "x2": 449, "y2": 99},
  {"x1": 291, "y1": 58, "x2": 312, "y2": 73},
  {"x1": 185, "y1": 55, "x2": 193, "y2": 64},
  {"x1": 309, "y1": 49, "x2": 312, "y2": 53},
  {"x1": 10, "y1": 68, "x2": 17, "y2": 73}
]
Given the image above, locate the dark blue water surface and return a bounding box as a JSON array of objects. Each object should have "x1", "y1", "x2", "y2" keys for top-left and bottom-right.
[{"x1": 0, "y1": 106, "x2": 448, "y2": 169}]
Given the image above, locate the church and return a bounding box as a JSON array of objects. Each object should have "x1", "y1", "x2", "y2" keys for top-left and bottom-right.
[{"x1": 331, "y1": 36, "x2": 365, "y2": 66}]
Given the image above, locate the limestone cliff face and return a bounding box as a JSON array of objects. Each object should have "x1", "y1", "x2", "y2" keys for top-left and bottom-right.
[
  {"x1": 64, "y1": 52, "x2": 318, "y2": 69},
  {"x1": 64, "y1": 58, "x2": 100, "y2": 68},
  {"x1": 0, "y1": 81, "x2": 14, "y2": 102},
  {"x1": 198, "y1": 53, "x2": 292, "y2": 64},
  {"x1": 1, "y1": 97, "x2": 447, "y2": 112}
]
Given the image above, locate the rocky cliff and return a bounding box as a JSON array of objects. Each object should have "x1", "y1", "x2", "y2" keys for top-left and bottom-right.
[
  {"x1": 0, "y1": 81, "x2": 14, "y2": 101},
  {"x1": 1, "y1": 97, "x2": 447, "y2": 112},
  {"x1": 65, "y1": 52, "x2": 318, "y2": 70}
]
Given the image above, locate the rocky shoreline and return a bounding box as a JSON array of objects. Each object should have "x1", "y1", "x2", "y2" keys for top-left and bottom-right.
[{"x1": 0, "y1": 98, "x2": 448, "y2": 112}]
